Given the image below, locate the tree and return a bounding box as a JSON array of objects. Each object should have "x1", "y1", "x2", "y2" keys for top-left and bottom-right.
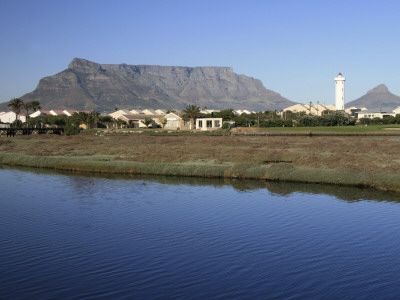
[
  {"x1": 183, "y1": 105, "x2": 201, "y2": 129},
  {"x1": 8, "y1": 98, "x2": 24, "y2": 126},
  {"x1": 23, "y1": 102, "x2": 33, "y2": 127},
  {"x1": 143, "y1": 117, "x2": 154, "y2": 128},
  {"x1": 30, "y1": 100, "x2": 41, "y2": 112},
  {"x1": 81, "y1": 112, "x2": 94, "y2": 129},
  {"x1": 159, "y1": 117, "x2": 167, "y2": 128}
]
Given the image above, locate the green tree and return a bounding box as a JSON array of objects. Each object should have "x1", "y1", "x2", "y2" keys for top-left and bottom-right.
[
  {"x1": 30, "y1": 100, "x2": 41, "y2": 112},
  {"x1": 183, "y1": 105, "x2": 201, "y2": 129},
  {"x1": 233, "y1": 116, "x2": 250, "y2": 127},
  {"x1": 143, "y1": 117, "x2": 154, "y2": 128},
  {"x1": 159, "y1": 117, "x2": 167, "y2": 128},
  {"x1": 358, "y1": 118, "x2": 371, "y2": 126},
  {"x1": 23, "y1": 101, "x2": 33, "y2": 127},
  {"x1": 8, "y1": 98, "x2": 24, "y2": 126}
]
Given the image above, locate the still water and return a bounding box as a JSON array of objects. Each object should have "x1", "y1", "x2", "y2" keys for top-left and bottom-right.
[{"x1": 2, "y1": 167, "x2": 400, "y2": 299}]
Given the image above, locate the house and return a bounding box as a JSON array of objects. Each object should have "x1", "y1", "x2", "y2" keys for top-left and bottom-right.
[
  {"x1": 200, "y1": 109, "x2": 220, "y2": 114},
  {"x1": 63, "y1": 110, "x2": 78, "y2": 116},
  {"x1": 129, "y1": 109, "x2": 140, "y2": 114},
  {"x1": 195, "y1": 118, "x2": 223, "y2": 130},
  {"x1": 118, "y1": 114, "x2": 166, "y2": 128},
  {"x1": 163, "y1": 112, "x2": 191, "y2": 130},
  {"x1": 345, "y1": 107, "x2": 368, "y2": 117},
  {"x1": 357, "y1": 111, "x2": 395, "y2": 119},
  {"x1": 393, "y1": 106, "x2": 400, "y2": 115},
  {"x1": 325, "y1": 104, "x2": 336, "y2": 111},
  {"x1": 29, "y1": 110, "x2": 52, "y2": 118},
  {"x1": 0, "y1": 112, "x2": 26, "y2": 123},
  {"x1": 154, "y1": 109, "x2": 166, "y2": 115},
  {"x1": 283, "y1": 103, "x2": 335, "y2": 116},
  {"x1": 233, "y1": 109, "x2": 255, "y2": 116},
  {"x1": 141, "y1": 109, "x2": 156, "y2": 115},
  {"x1": 50, "y1": 110, "x2": 67, "y2": 116},
  {"x1": 109, "y1": 110, "x2": 130, "y2": 119},
  {"x1": 283, "y1": 104, "x2": 310, "y2": 114}
]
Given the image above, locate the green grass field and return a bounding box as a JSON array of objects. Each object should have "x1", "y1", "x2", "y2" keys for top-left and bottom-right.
[{"x1": 239, "y1": 124, "x2": 400, "y2": 133}]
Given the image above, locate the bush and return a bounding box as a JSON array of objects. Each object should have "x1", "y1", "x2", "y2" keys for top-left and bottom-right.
[
  {"x1": 298, "y1": 111, "x2": 355, "y2": 127},
  {"x1": 222, "y1": 122, "x2": 230, "y2": 129},
  {"x1": 64, "y1": 124, "x2": 80, "y2": 135}
]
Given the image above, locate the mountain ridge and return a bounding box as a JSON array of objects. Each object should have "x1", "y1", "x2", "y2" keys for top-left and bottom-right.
[
  {"x1": 1, "y1": 58, "x2": 296, "y2": 112},
  {"x1": 346, "y1": 84, "x2": 400, "y2": 111}
]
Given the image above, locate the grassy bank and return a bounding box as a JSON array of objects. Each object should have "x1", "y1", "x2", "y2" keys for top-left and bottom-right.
[{"x1": 1, "y1": 130, "x2": 400, "y2": 192}]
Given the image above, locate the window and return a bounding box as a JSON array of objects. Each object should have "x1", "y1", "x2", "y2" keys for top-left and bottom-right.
[
  {"x1": 207, "y1": 120, "x2": 212, "y2": 127},
  {"x1": 198, "y1": 120, "x2": 203, "y2": 127},
  {"x1": 214, "y1": 120, "x2": 220, "y2": 127}
]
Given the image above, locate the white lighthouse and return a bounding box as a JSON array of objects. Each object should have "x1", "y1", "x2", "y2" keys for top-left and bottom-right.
[{"x1": 334, "y1": 73, "x2": 346, "y2": 110}]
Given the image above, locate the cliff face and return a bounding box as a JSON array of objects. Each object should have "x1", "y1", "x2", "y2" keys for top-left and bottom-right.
[
  {"x1": 13, "y1": 58, "x2": 295, "y2": 112},
  {"x1": 347, "y1": 84, "x2": 400, "y2": 110}
]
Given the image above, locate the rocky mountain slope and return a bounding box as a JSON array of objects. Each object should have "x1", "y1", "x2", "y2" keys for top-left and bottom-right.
[
  {"x1": 346, "y1": 84, "x2": 400, "y2": 110},
  {"x1": 1, "y1": 58, "x2": 296, "y2": 112}
]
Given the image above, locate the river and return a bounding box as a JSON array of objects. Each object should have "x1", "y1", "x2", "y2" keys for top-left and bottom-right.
[{"x1": 1, "y1": 167, "x2": 400, "y2": 299}]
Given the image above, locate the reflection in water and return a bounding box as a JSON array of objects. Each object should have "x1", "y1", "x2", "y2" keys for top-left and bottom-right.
[
  {"x1": 2, "y1": 166, "x2": 400, "y2": 299},
  {"x1": 2, "y1": 165, "x2": 399, "y2": 203}
]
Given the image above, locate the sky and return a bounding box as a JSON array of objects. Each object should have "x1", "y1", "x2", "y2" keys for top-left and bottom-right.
[{"x1": 1, "y1": 0, "x2": 399, "y2": 106}]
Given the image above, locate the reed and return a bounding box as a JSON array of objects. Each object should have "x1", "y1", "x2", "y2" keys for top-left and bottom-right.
[{"x1": 1, "y1": 133, "x2": 400, "y2": 192}]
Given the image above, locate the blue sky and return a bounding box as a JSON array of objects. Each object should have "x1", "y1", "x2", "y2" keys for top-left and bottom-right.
[{"x1": 1, "y1": 0, "x2": 399, "y2": 107}]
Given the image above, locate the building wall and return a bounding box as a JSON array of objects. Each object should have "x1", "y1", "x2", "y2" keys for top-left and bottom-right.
[
  {"x1": 196, "y1": 118, "x2": 223, "y2": 130},
  {"x1": 164, "y1": 113, "x2": 190, "y2": 130},
  {"x1": 357, "y1": 112, "x2": 395, "y2": 119},
  {"x1": 0, "y1": 112, "x2": 26, "y2": 123}
]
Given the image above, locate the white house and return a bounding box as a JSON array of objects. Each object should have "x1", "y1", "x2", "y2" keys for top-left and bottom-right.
[
  {"x1": 283, "y1": 103, "x2": 335, "y2": 116},
  {"x1": 109, "y1": 110, "x2": 130, "y2": 119},
  {"x1": 393, "y1": 106, "x2": 400, "y2": 115},
  {"x1": 195, "y1": 118, "x2": 223, "y2": 130},
  {"x1": 141, "y1": 109, "x2": 155, "y2": 115},
  {"x1": 357, "y1": 111, "x2": 395, "y2": 119},
  {"x1": 155, "y1": 109, "x2": 167, "y2": 115},
  {"x1": 30, "y1": 110, "x2": 52, "y2": 118},
  {"x1": 0, "y1": 112, "x2": 26, "y2": 123},
  {"x1": 234, "y1": 109, "x2": 255, "y2": 115}
]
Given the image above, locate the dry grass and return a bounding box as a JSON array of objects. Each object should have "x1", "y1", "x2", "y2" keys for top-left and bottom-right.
[{"x1": 1, "y1": 133, "x2": 400, "y2": 192}]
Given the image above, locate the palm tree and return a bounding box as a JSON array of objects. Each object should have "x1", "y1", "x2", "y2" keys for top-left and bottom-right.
[
  {"x1": 23, "y1": 102, "x2": 33, "y2": 127},
  {"x1": 8, "y1": 98, "x2": 24, "y2": 126},
  {"x1": 30, "y1": 100, "x2": 41, "y2": 112},
  {"x1": 183, "y1": 105, "x2": 201, "y2": 129}
]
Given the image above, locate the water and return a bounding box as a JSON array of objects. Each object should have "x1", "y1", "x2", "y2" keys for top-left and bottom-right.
[{"x1": 1, "y1": 167, "x2": 400, "y2": 299}]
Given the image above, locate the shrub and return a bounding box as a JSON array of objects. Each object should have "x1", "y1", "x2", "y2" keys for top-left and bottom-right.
[{"x1": 64, "y1": 124, "x2": 80, "y2": 135}]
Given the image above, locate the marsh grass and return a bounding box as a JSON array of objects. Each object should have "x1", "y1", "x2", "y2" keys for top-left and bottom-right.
[{"x1": 1, "y1": 133, "x2": 400, "y2": 192}]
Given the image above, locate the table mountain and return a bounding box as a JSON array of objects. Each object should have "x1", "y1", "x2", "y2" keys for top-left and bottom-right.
[
  {"x1": 3, "y1": 58, "x2": 295, "y2": 112},
  {"x1": 346, "y1": 84, "x2": 400, "y2": 111}
]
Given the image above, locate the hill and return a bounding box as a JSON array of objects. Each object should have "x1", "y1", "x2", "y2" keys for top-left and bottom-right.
[
  {"x1": 346, "y1": 84, "x2": 400, "y2": 111},
  {"x1": 0, "y1": 58, "x2": 295, "y2": 112}
]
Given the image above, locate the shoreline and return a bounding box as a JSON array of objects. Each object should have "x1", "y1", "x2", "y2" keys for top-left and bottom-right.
[
  {"x1": 1, "y1": 130, "x2": 400, "y2": 193},
  {"x1": 0, "y1": 153, "x2": 399, "y2": 193}
]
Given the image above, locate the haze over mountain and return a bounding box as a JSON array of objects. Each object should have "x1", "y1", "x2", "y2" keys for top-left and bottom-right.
[
  {"x1": 346, "y1": 84, "x2": 400, "y2": 111},
  {"x1": 0, "y1": 58, "x2": 296, "y2": 112}
]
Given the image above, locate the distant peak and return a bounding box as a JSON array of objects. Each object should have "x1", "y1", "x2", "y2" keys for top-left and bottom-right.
[
  {"x1": 68, "y1": 58, "x2": 99, "y2": 69},
  {"x1": 367, "y1": 84, "x2": 389, "y2": 94}
]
